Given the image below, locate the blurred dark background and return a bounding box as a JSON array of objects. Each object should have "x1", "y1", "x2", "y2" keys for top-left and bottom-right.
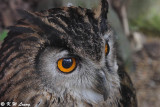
[{"x1": 0, "y1": 0, "x2": 160, "y2": 107}]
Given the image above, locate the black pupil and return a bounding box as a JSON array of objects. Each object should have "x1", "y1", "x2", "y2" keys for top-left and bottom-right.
[{"x1": 62, "y1": 58, "x2": 73, "y2": 68}]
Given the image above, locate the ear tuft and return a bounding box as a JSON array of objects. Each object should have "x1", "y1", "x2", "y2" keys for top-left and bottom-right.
[{"x1": 94, "y1": 0, "x2": 109, "y2": 34}]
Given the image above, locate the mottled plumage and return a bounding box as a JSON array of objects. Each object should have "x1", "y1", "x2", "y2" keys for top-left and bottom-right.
[{"x1": 0, "y1": 0, "x2": 137, "y2": 107}]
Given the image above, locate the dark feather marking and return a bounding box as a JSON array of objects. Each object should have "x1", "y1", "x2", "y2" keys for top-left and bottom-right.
[
  {"x1": 55, "y1": 15, "x2": 71, "y2": 26},
  {"x1": 63, "y1": 8, "x2": 95, "y2": 38},
  {"x1": 14, "y1": 75, "x2": 36, "y2": 87},
  {"x1": 7, "y1": 26, "x2": 34, "y2": 34},
  {"x1": 17, "y1": 9, "x2": 66, "y2": 40},
  {"x1": 100, "y1": 0, "x2": 109, "y2": 34},
  {"x1": 14, "y1": 60, "x2": 30, "y2": 68},
  {"x1": 8, "y1": 66, "x2": 31, "y2": 82},
  {"x1": 37, "y1": 31, "x2": 68, "y2": 50},
  {"x1": 17, "y1": 9, "x2": 52, "y2": 34},
  {"x1": 55, "y1": 13, "x2": 91, "y2": 42},
  {"x1": 118, "y1": 63, "x2": 137, "y2": 106},
  {"x1": 67, "y1": 7, "x2": 85, "y2": 22},
  {"x1": 101, "y1": 0, "x2": 108, "y2": 19},
  {"x1": 17, "y1": 10, "x2": 67, "y2": 49},
  {"x1": 47, "y1": 16, "x2": 69, "y2": 33},
  {"x1": 48, "y1": 8, "x2": 64, "y2": 14},
  {"x1": 0, "y1": 37, "x2": 39, "y2": 64},
  {"x1": 2, "y1": 30, "x2": 37, "y2": 48},
  {"x1": 0, "y1": 36, "x2": 38, "y2": 53},
  {"x1": 0, "y1": 83, "x2": 12, "y2": 99},
  {"x1": 56, "y1": 8, "x2": 88, "y2": 34},
  {"x1": 0, "y1": 32, "x2": 22, "y2": 50},
  {"x1": 0, "y1": 46, "x2": 19, "y2": 65},
  {"x1": 67, "y1": 8, "x2": 87, "y2": 32},
  {"x1": 52, "y1": 15, "x2": 77, "y2": 37},
  {"x1": 16, "y1": 19, "x2": 30, "y2": 25},
  {"x1": 0, "y1": 53, "x2": 24, "y2": 79},
  {"x1": 119, "y1": 84, "x2": 136, "y2": 107},
  {"x1": 86, "y1": 9, "x2": 99, "y2": 34}
]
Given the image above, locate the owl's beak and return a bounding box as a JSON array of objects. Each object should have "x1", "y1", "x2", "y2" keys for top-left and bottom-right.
[
  {"x1": 103, "y1": 88, "x2": 108, "y2": 101},
  {"x1": 96, "y1": 70, "x2": 109, "y2": 101},
  {"x1": 102, "y1": 79, "x2": 109, "y2": 101}
]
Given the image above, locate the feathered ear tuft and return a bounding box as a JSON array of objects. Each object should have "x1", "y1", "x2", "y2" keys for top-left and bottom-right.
[{"x1": 94, "y1": 0, "x2": 109, "y2": 34}]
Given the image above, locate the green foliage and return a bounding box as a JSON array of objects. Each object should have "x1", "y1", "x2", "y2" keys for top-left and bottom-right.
[
  {"x1": 130, "y1": 13, "x2": 160, "y2": 36},
  {"x1": 0, "y1": 30, "x2": 8, "y2": 41},
  {"x1": 128, "y1": 0, "x2": 160, "y2": 36}
]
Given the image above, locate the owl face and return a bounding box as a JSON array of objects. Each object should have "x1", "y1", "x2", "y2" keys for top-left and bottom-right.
[{"x1": 37, "y1": 27, "x2": 119, "y2": 104}]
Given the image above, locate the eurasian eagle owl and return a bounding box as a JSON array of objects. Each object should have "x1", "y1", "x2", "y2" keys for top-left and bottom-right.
[{"x1": 0, "y1": 0, "x2": 137, "y2": 106}]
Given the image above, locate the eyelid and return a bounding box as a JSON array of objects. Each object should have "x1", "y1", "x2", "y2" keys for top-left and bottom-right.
[
  {"x1": 66, "y1": 54, "x2": 81, "y2": 61},
  {"x1": 57, "y1": 52, "x2": 81, "y2": 65}
]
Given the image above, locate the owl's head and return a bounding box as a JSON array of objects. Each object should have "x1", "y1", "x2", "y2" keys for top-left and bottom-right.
[{"x1": 6, "y1": 0, "x2": 120, "y2": 105}]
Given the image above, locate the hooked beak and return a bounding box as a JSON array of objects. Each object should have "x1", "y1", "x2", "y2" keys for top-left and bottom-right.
[
  {"x1": 96, "y1": 70, "x2": 109, "y2": 101},
  {"x1": 103, "y1": 85, "x2": 109, "y2": 101}
]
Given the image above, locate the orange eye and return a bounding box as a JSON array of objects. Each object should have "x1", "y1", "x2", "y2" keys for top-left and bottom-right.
[
  {"x1": 57, "y1": 58, "x2": 76, "y2": 73},
  {"x1": 105, "y1": 43, "x2": 110, "y2": 55}
]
